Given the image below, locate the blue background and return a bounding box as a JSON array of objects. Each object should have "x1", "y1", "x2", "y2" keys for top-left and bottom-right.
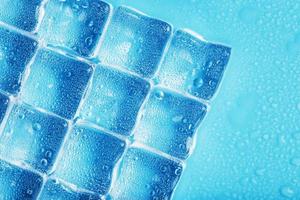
[{"x1": 107, "y1": 0, "x2": 300, "y2": 199}]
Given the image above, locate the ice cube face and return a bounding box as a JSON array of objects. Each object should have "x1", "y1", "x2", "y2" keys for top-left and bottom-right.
[
  {"x1": 155, "y1": 30, "x2": 231, "y2": 100},
  {"x1": 0, "y1": 159, "x2": 43, "y2": 199},
  {"x1": 21, "y1": 48, "x2": 93, "y2": 119},
  {"x1": 0, "y1": 93, "x2": 9, "y2": 124},
  {"x1": 0, "y1": 0, "x2": 44, "y2": 32},
  {"x1": 0, "y1": 27, "x2": 37, "y2": 95},
  {"x1": 0, "y1": 104, "x2": 68, "y2": 173},
  {"x1": 79, "y1": 64, "x2": 150, "y2": 135},
  {"x1": 98, "y1": 6, "x2": 172, "y2": 78},
  {"x1": 39, "y1": 179, "x2": 100, "y2": 200},
  {"x1": 134, "y1": 88, "x2": 207, "y2": 159},
  {"x1": 38, "y1": 0, "x2": 111, "y2": 57},
  {"x1": 54, "y1": 124, "x2": 126, "y2": 195},
  {"x1": 110, "y1": 147, "x2": 183, "y2": 200}
]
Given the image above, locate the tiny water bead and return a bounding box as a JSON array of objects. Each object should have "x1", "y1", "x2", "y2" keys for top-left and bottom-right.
[{"x1": 280, "y1": 186, "x2": 295, "y2": 198}]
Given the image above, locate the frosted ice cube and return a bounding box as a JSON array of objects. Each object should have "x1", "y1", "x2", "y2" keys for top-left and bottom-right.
[
  {"x1": 0, "y1": 92, "x2": 9, "y2": 124},
  {"x1": 98, "y1": 6, "x2": 172, "y2": 78},
  {"x1": 0, "y1": 104, "x2": 68, "y2": 173},
  {"x1": 54, "y1": 123, "x2": 126, "y2": 195},
  {"x1": 0, "y1": 0, "x2": 44, "y2": 32},
  {"x1": 79, "y1": 64, "x2": 150, "y2": 136},
  {"x1": 0, "y1": 159, "x2": 43, "y2": 199},
  {"x1": 134, "y1": 87, "x2": 207, "y2": 159},
  {"x1": 0, "y1": 26, "x2": 38, "y2": 95},
  {"x1": 39, "y1": 178, "x2": 100, "y2": 200},
  {"x1": 21, "y1": 48, "x2": 93, "y2": 119},
  {"x1": 38, "y1": 0, "x2": 111, "y2": 57},
  {"x1": 110, "y1": 147, "x2": 183, "y2": 200},
  {"x1": 155, "y1": 30, "x2": 231, "y2": 100}
]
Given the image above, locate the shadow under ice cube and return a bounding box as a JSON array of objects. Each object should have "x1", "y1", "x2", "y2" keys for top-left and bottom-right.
[{"x1": 0, "y1": 104, "x2": 68, "y2": 173}]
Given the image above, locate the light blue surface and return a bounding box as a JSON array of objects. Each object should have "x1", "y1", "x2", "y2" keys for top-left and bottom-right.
[{"x1": 106, "y1": 0, "x2": 300, "y2": 199}]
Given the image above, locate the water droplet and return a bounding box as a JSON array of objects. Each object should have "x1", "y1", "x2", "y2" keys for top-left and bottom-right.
[
  {"x1": 18, "y1": 113, "x2": 25, "y2": 120},
  {"x1": 172, "y1": 115, "x2": 183, "y2": 123},
  {"x1": 280, "y1": 186, "x2": 295, "y2": 198},
  {"x1": 26, "y1": 189, "x2": 33, "y2": 195},
  {"x1": 175, "y1": 167, "x2": 182, "y2": 175},
  {"x1": 32, "y1": 123, "x2": 41, "y2": 131},
  {"x1": 45, "y1": 150, "x2": 52, "y2": 158},
  {"x1": 154, "y1": 90, "x2": 164, "y2": 100},
  {"x1": 193, "y1": 78, "x2": 203, "y2": 88},
  {"x1": 40, "y1": 159, "x2": 48, "y2": 166}
]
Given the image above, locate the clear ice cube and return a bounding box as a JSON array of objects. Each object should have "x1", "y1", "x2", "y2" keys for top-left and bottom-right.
[
  {"x1": 54, "y1": 123, "x2": 126, "y2": 195},
  {"x1": 0, "y1": 26, "x2": 38, "y2": 95},
  {"x1": 0, "y1": 103, "x2": 68, "y2": 173},
  {"x1": 0, "y1": 92, "x2": 9, "y2": 124},
  {"x1": 98, "y1": 6, "x2": 172, "y2": 78},
  {"x1": 21, "y1": 48, "x2": 93, "y2": 119},
  {"x1": 110, "y1": 146, "x2": 183, "y2": 200},
  {"x1": 0, "y1": 0, "x2": 44, "y2": 32},
  {"x1": 0, "y1": 159, "x2": 43, "y2": 199},
  {"x1": 79, "y1": 64, "x2": 150, "y2": 136},
  {"x1": 134, "y1": 87, "x2": 207, "y2": 159},
  {"x1": 38, "y1": 0, "x2": 111, "y2": 57},
  {"x1": 155, "y1": 30, "x2": 231, "y2": 100},
  {"x1": 39, "y1": 178, "x2": 100, "y2": 200}
]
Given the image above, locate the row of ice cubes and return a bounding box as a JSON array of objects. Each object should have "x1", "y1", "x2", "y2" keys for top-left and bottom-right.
[{"x1": 0, "y1": 0, "x2": 231, "y2": 199}]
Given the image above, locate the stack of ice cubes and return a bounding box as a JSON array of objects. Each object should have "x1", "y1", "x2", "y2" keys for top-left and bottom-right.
[{"x1": 0, "y1": 0, "x2": 231, "y2": 199}]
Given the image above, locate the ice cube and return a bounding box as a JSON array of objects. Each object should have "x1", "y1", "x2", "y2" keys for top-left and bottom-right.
[
  {"x1": 0, "y1": 159, "x2": 43, "y2": 199},
  {"x1": 54, "y1": 123, "x2": 126, "y2": 195},
  {"x1": 134, "y1": 87, "x2": 207, "y2": 159},
  {"x1": 0, "y1": 26, "x2": 38, "y2": 95},
  {"x1": 98, "y1": 6, "x2": 172, "y2": 78},
  {"x1": 110, "y1": 146, "x2": 183, "y2": 200},
  {"x1": 155, "y1": 30, "x2": 231, "y2": 100},
  {"x1": 21, "y1": 48, "x2": 93, "y2": 119},
  {"x1": 38, "y1": 0, "x2": 111, "y2": 57},
  {"x1": 0, "y1": 0, "x2": 44, "y2": 32},
  {"x1": 0, "y1": 92, "x2": 10, "y2": 124},
  {"x1": 79, "y1": 64, "x2": 150, "y2": 136},
  {"x1": 39, "y1": 178, "x2": 101, "y2": 200},
  {"x1": 0, "y1": 103, "x2": 68, "y2": 173}
]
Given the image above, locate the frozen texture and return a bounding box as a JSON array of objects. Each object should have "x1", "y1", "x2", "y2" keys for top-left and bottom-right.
[
  {"x1": 155, "y1": 30, "x2": 231, "y2": 100},
  {"x1": 54, "y1": 124, "x2": 126, "y2": 195},
  {"x1": 21, "y1": 48, "x2": 93, "y2": 119},
  {"x1": 0, "y1": 104, "x2": 68, "y2": 173},
  {"x1": 38, "y1": 0, "x2": 110, "y2": 57},
  {"x1": 135, "y1": 87, "x2": 207, "y2": 159},
  {"x1": 0, "y1": 27, "x2": 38, "y2": 95},
  {"x1": 0, "y1": 159, "x2": 43, "y2": 199},
  {"x1": 98, "y1": 6, "x2": 172, "y2": 78},
  {"x1": 110, "y1": 147, "x2": 183, "y2": 200},
  {"x1": 39, "y1": 178, "x2": 100, "y2": 200},
  {"x1": 0, "y1": 0, "x2": 43, "y2": 32},
  {"x1": 80, "y1": 64, "x2": 150, "y2": 135},
  {"x1": 0, "y1": 92, "x2": 9, "y2": 124}
]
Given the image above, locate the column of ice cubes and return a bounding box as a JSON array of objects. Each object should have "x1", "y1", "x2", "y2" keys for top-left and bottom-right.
[
  {"x1": 154, "y1": 30, "x2": 231, "y2": 100},
  {"x1": 21, "y1": 48, "x2": 93, "y2": 119},
  {"x1": 0, "y1": 104, "x2": 69, "y2": 174},
  {"x1": 39, "y1": 178, "x2": 100, "y2": 200},
  {"x1": 0, "y1": 159, "x2": 43, "y2": 199},
  {"x1": 134, "y1": 88, "x2": 207, "y2": 159},
  {"x1": 79, "y1": 64, "x2": 150, "y2": 136},
  {"x1": 98, "y1": 6, "x2": 172, "y2": 78},
  {"x1": 0, "y1": 0, "x2": 44, "y2": 32},
  {"x1": 38, "y1": 0, "x2": 111, "y2": 57},
  {"x1": 0, "y1": 26, "x2": 38, "y2": 95},
  {"x1": 53, "y1": 123, "x2": 126, "y2": 195},
  {"x1": 110, "y1": 146, "x2": 183, "y2": 199}
]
